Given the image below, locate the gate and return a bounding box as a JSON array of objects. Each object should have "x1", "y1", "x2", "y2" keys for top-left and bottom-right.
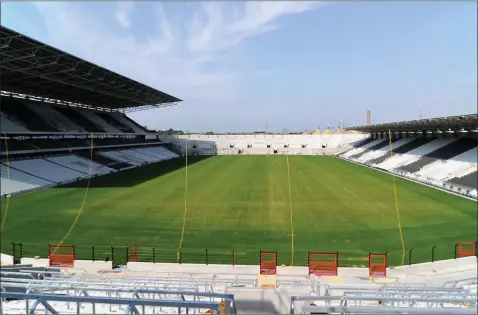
[
  {"x1": 127, "y1": 243, "x2": 138, "y2": 262},
  {"x1": 259, "y1": 251, "x2": 277, "y2": 275},
  {"x1": 49, "y1": 245, "x2": 75, "y2": 267},
  {"x1": 308, "y1": 252, "x2": 338, "y2": 276},
  {"x1": 457, "y1": 241, "x2": 476, "y2": 258},
  {"x1": 368, "y1": 253, "x2": 387, "y2": 278}
]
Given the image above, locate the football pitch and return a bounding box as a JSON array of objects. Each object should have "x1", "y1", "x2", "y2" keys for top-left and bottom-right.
[{"x1": 1, "y1": 155, "x2": 476, "y2": 267}]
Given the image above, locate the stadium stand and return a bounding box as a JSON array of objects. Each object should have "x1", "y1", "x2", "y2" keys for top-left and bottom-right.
[
  {"x1": 0, "y1": 111, "x2": 29, "y2": 133},
  {"x1": 342, "y1": 115, "x2": 478, "y2": 198},
  {"x1": 340, "y1": 138, "x2": 385, "y2": 158},
  {"x1": 74, "y1": 108, "x2": 123, "y2": 133},
  {"x1": 376, "y1": 137, "x2": 457, "y2": 170},
  {"x1": 0, "y1": 164, "x2": 54, "y2": 195},
  {"x1": 54, "y1": 106, "x2": 105, "y2": 132},
  {"x1": 75, "y1": 150, "x2": 133, "y2": 170},
  {"x1": 446, "y1": 171, "x2": 477, "y2": 191},
  {"x1": 357, "y1": 137, "x2": 414, "y2": 163},
  {"x1": 347, "y1": 138, "x2": 399, "y2": 160},
  {"x1": 28, "y1": 139, "x2": 71, "y2": 150},
  {"x1": 1, "y1": 256, "x2": 476, "y2": 314},
  {"x1": 0, "y1": 25, "x2": 181, "y2": 196},
  {"x1": 24, "y1": 101, "x2": 85, "y2": 132},
  {"x1": 96, "y1": 111, "x2": 135, "y2": 133},
  {"x1": 339, "y1": 137, "x2": 377, "y2": 155},
  {"x1": 414, "y1": 147, "x2": 477, "y2": 181},
  {"x1": 396, "y1": 138, "x2": 477, "y2": 174},
  {"x1": 1, "y1": 139, "x2": 35, "y2": 152},
  {"x1": 1, "y1": 98, "x2": 57, "y2": 132},
  {"x1": 45, "y1": 155, "x2": 114, "y2": 175},
  {"x1": 9, "y1": 158, "x2": 87, "y2": 182},
  {"x1": 366, "y1": 137, "x2": 433, "y2": 166}
]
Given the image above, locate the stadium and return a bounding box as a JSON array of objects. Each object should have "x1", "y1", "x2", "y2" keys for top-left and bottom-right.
[{"x1": 0, "y1": 24, "x2": 477, "y2": 315}]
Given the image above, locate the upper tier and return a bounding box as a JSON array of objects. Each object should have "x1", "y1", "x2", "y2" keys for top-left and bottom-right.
[{"x1": 0, "y1": 97, "x2": 147, "y2": 134}]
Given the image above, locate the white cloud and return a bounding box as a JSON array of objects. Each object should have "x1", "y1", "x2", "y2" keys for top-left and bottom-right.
[
  {"x1": 114, "y1": 2, "x2": 134, "y2": 29},
  {"x1": 187, "y1": 2, "x2": 318, "y2": 52},
  {"x1": 22, "y1": 2, "x2": 318, "y2": 129}
]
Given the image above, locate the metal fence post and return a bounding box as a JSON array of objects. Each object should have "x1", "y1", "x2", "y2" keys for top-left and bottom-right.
[
  {"x1": 91, "y1": 245, "x2": 95, "y2": 262},
  {"x1": 454, "y1": 243, "x2": 458, "y2": 259},
  {"x1": 111, "y1": 246, "x2": 115, "y2": 266},
  {"x1": 232, "y1": 250, "x2": 236, "y2": 266},
  {"x1": 19, "y1": 243, "x2": 23, "y2": 259},
  {"x1": 11, "y1": 242, "x2": 15, "y2": 262},
  {"x1": 152, "y1": 247, "x2": 155, "y2": 264},
  {"x1": 408, "y1": 249, "x2": 413, "y2": 265},
  {"x1": 206, "y1": 248, "x2": 208, "y2": 265},
  {"x1": 432, "y1": 246, "x2": 436, "y2": 262},
  {"x1": 72, "y1": 245, "x2": 76, "y2": 260}
]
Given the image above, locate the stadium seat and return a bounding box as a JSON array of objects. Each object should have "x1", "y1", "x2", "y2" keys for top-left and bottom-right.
[{"x1": 0, "y1": 164, "x2": 53, "y2": 195}]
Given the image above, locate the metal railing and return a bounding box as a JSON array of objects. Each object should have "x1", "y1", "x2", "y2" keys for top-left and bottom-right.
[
  {"x1": 300, "y1": 305, "x2": 477, "y2": 314},
  {"x1": 290, "y1": 295, "x2": 477, "y2": 314},
  {"x1": 0, "y1": 291, "x2": 230, "y2": 314},
  {"x1": 5, "y1": 241, "x2": 477, "y2": 267}
]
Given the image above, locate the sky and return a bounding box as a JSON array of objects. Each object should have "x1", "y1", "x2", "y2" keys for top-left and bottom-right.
[{"x1": 2, "y1": 1, "x2": 477, "y2": 132}]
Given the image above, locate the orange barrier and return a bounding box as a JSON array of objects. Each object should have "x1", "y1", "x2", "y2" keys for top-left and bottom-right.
[
  {"x1": 308, "y1": 252, "x2": 338, "y2": 276},
  {"x1": 369, "y1": 253, "x2": 387, "y2": 278},
  {"x1": 49, "y1": 245, "x2": 75, "y2": 267},
  {"x1": 260, "y1": 251, "x2": 277, "y2": 275},
  {"x1": 457, "y1": 241, "x2": 475, "y2": 258},
  {"x1": 127, "y1": 243, "x2": 138, "y2": 262}
]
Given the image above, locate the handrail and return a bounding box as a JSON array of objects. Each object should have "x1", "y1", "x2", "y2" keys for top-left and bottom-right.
[
  {"x1": 290, "y1": 295, "x2": 477, "y2": 314},
  {"x1": 0, "y1": 291, "x2": 222, "y2": 314}
]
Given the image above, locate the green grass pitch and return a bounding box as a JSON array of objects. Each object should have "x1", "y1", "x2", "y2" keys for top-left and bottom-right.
[{"x1": 1, "y1": 155, "x2": 476, "y2": 267}]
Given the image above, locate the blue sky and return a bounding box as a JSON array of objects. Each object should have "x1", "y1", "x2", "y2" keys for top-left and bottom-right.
[{"x1": 2, "y1": 1, "x2": 476, "y2": 132}]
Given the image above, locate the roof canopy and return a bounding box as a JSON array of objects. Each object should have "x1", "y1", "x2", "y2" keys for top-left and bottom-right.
[
  {"x1": 0, "y1": 26, "x2": 181, "y2": 112},
  {"x1": 346, "y1": 114, "x2": 478, "y2": 132}
]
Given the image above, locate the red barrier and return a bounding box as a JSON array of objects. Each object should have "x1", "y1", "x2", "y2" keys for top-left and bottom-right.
[
  {"x1": 260, "y1": 251, "x2": 277, "y2": 275},
  {"x1": 457, "y1": 241, "x2": 475, "y2": 258},
  {"x1": 49, "y1": 245, "x2": 75, "y2": 267},
  {"x1": 127, "y1": 243, "x2": 138, "y2": 262},
  {"x1": 308, "y1": 252, "x2": 338, "y2": 276},
  {"x1": 369, "y1": 253, "x2": 387, "y2": 277}
]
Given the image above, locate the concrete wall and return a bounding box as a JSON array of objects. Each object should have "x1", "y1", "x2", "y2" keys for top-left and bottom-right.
[
  {"x1": 1, "y1": 253, "x2": 14, "y2": 265},
  {"x1": 389, "y1": 257, "x2": 477, "y2": 275},
  {"x1": 127, "y1": 262, "x2": 314, "y2": 276},
  {"x1": 20, "y1": 257, "x2": 50, "y2": 267},
  {"x1": 226, "y1": 287, "x2": 311, "y2": 314},
  {"x1": 74, "y1": 260, "x2": 112, "y2": 271}
]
